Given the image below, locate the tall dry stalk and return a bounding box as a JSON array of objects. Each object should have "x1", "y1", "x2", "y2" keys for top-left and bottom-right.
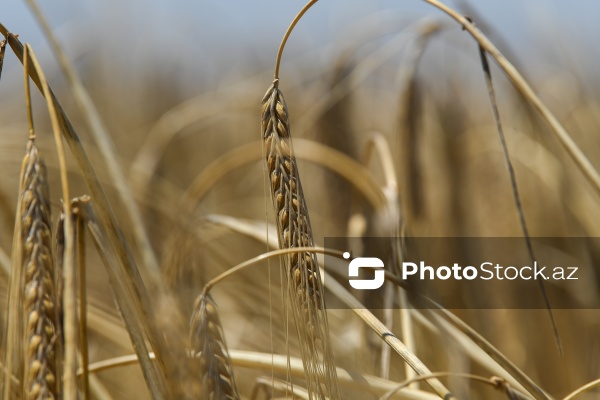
[
  {"x1": 190, "y1": 293, "x2": 240, "y2": 400},
  {"x1": 0, "y1": 38, "x2": 6, "y2": 80},
  {"x1": 20, "y1": 139, "x2": 61, "y2": 400},
  {"x1": 262, "y1": 81, "x2": 340, "y2": 399}
]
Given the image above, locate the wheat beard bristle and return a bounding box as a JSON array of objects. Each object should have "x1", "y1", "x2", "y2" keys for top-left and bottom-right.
[
  {"x1": 190, "y1": 293, "x2": 240, "y2": 400},
  {"x1": 261, "y1": 82, "x2": 340, "y2": 399},
  {"x1": 21, "y1": 140, "x2": 60, "y2": 400}
]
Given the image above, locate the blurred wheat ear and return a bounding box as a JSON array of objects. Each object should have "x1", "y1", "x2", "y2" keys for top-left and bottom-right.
[
  {"x1": 21, "y1": 139, "x2": 61, "y2": 400},
  {"x1": 190, "y1": 292, "x2": 240, "y2": 400}
]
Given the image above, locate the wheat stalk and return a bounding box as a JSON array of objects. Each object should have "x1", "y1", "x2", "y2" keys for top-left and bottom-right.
[
  {"x1": 20, "y1": 139, "x2": 61, "y2": 400},
  {"x1": 190, "y1": 292, "x2": 240, "y2": 400},
  {"x1": 0, "y1": 38, "x2": 6, "y2": 81},
  {"x1": 262, "y1": 81, "x2": 340, "y2": 399}
]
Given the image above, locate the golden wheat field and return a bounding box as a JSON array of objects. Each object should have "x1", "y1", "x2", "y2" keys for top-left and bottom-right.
[{"x1": 1, "y1": 1, "x2": 600, "y2": 399}]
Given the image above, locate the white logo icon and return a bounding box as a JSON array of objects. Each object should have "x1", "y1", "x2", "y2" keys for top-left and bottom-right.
[{"x1": 345, "y1": 252, "x2": 385, "y2": 290}]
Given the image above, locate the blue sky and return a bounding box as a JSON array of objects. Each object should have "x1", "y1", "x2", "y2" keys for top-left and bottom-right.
[
  {"x1": 4, "y1": 1, "x2": 598, "y2": 52},
  {"x1": 2, "y1": 0, "x2": 599, "y2": 89}
]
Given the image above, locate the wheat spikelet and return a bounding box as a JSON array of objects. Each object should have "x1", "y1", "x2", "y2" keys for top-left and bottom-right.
[
  {"x1": 20, "y1": 139, "x2": 61, "y2": 400},
  {"x1": 261, "y1": 81, "x2": 340, "y2": 399},
  {"x1": 190, "y1": 292, "x2": 240, "y2": 400}
]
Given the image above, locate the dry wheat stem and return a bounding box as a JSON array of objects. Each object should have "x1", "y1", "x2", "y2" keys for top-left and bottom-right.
[
  {"x1": 57, "y1": 199, "x2": 90, "y2": 399},
  {"x1": 380, "y1": 373, "x2": 528, "y2": 400},
  {"x1": 0, "y1": 38, "x2": 6, "y2": 81},
  {"x1": 79, "y1": 351, "x2": 440, "y2": 400},
  {"x1": 78, "y1": 202, "x2": 168, "y2": 399},
  {"x1": 25, "y1": 0, "x2": 162, "y2": 281},
  {"x1": 190, "y1": 293, "x2": 240, "y2": 400},
  {"x1": 274, "y1": 0, "x2": 319, "y2": 80},
  {"x1": 203, "y1": 247, "x2": 344, "y2": 295},
  {"x1": 422, "y1": 0, "x2": 600, "y2": 199},
  {"x1": 478, "y1": 46, "x2": 561, "y2": 355},
  {"x1": 19, "y1": 139, "x2": 61, "y2": 400},
  {"x1": 23, "y1": 51, "x2": 35, "y2": 143},
  {"x1": 361, "y1": 132, "x2": 404, "y2": 381},
  {"x1": 562, "y1": 378, "x2": 600, "y2": 400},
  {"x1": 3, "y1": 66, "x2": 32, "y2": 400},
  {"x1": 75, "y1": 208, "x2": 89, "y2": 400},
  {"x1": 262, "y1": 82, "x2": 340, "y2": 399}
]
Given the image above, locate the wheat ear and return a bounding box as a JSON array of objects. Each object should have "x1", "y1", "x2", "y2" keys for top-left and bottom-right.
[
  {"x1": 190, "y1": 292, "x2": 240, "y2": 400},
  {"x1": 21, "y1": 139, "x2": 61, "y2": 400},
  {"x1": 262, "y1": 81, "x2": 340, "y2": 399}
]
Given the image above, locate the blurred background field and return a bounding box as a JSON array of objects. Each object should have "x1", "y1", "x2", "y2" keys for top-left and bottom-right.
[{"x1": 2, "y1": 1, "x2": 600, "y2": 399}]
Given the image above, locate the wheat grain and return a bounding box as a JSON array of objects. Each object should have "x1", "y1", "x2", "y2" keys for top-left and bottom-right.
[
  {"x1": 190, "y1": 292, "x2": 240, "y2": 400},
  {"x1": 262, "y1": 81, "x2": 340, "y2": 399},
  {"x1": 20, "y1": 139, "x2": 61, "y2": 400}
]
